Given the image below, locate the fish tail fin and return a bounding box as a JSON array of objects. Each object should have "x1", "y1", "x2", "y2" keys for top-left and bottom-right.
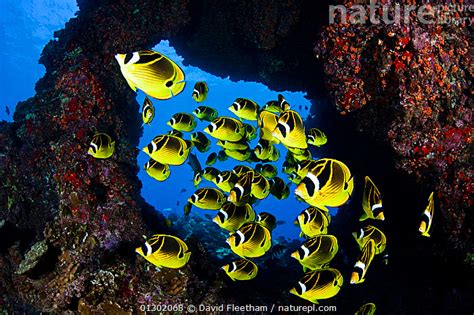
[
  {"x1": 422, "y1": 232, "x2": 431, "y2": 237},
  {"x1": 359, "y1": 213, "x2": 368, "y2": 221}
]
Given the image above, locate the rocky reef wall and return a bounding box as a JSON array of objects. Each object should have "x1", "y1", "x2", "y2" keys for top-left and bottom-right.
[{"x1": 0, "y1": 0, "x2": 471, "y2": 312}]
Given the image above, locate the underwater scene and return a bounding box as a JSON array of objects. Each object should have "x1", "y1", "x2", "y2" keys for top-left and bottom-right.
[{"x1": 0, "y1": 0, "x2": 472, "y2": 314}]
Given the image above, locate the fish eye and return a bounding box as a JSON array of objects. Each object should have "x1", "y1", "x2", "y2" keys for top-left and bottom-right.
[
  {"x1": 302, "y1": 177, "x2": 315, "y2": 197},
  {"x1": 165, "y1": 80, "x2": 173, "y2": 87},
  {"x1": 124, "y1": 53, "x2": 134, "y2": 64},
  {"x1": 297, "y1": 248, "x2": 305, "y2": 258},
  {"x1": 147, "y1": 143, "x2": 154, "y2": 153},
  {"x1": 233, "y1": 103, "x2": 239, "y2": 111}
]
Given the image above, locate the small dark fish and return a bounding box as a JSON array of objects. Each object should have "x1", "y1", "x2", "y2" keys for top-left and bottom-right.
[
  {"x1": 305, "y1": 105, "x2": 308, "y2": 110},
  {"x1": 180, "y1": 188, "x2": 187, "y2": 193},
  {"x1": 299, "y1": 105, "x2": 302, "y2": 110},
  {"x1": 276, "y1": 220, "x2": 285, "y2": 225},
  {"x1": 176, "y1": 201, "x2": 180, "y2": 206},
  {"x1": 270, "y1": 244, "x2": 286, "y2": 260},
  {"x1": 5, "y1": 106, "x2": 10, "y2": 116}
]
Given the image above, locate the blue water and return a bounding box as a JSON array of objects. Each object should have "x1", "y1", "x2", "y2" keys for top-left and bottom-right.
[
  {"x1": 0, "y1": 0, "x2": 78, "y2": 122},
  {"x1": 0, "y1": 2, "x2": 336, "y2": 241}
]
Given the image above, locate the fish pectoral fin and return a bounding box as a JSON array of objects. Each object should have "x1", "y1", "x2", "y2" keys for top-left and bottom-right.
[
  {"x1": 359, "y1": 213, "x2": 368, "y2": 221},
  {"x1": 422, "y1": 232, "x2": 431, "y2": 238},
  {"x1": 302, "y1": 266, "x2": 308, "y2": 272}
]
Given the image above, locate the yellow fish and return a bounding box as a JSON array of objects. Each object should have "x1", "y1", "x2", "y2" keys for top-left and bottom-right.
[
  {"x1": 142, "y1": 135, "x2": 192, "y2": 166},
  {"x1": 258, "y1": 110, "x2": 280, "y2": 143},
  {"x1": 192, "y1": 81, "x2": 208, "y2": 102},
  {"x1": 419, "y1": 192, "x2": 434, "y2": 237},
  {"x1": 115, "y1": 50, "x2": 185, "y2": 99},
  {"x1": 226, "y1": 222, "x2": 272, "y2": 258},
  {"x1": 205, "y1": 152, "x2": 218, "y2": 166},
  {"x1": 256, "y1": 212, "x2": 277, "y2": 232},
  {"x1": 272, "y1": 110, "x2": 307, "y2": 149},
  {"x1": 306, "y1": 128, "x2": 327, "y2": 147},
  {"x1": 193, "y1": 105, "x2": 218, "y2": 121},
  {"x1": 204, "y1": 116, "x2": 246, "y2": 142},
  {"x1": 191, "y1": 131, "x2": 211, "y2": 153},
  {"x1": 141, "y1": 96, "x2": 155, "y2": 125},
  {"x1": 202, "y1": 167, "x2": 219, "y2": 182},
  {"x1": 255, "y1": 163, "x2": 277, "y2": 179},
  {"x1": 228, "y1": 171, "x2": 253, "y2": 204},
  {"x1": 355, "y1": 303, "x2": 376, "y2": 315},
  {"x1": 213, "y1": 171, "x2": 239, "y2": 192},
  {"x1": 360, "y1": 176, "x2": 385, "y2": 221},
  {"x1": 295, "y1": 206, "x2": 331, "y2": 238},
  {"x1": 243, "y1": 123, "x2": 257, "y2": 141},
  {"x1": 217, "y1": 139, "x2": 249, "y2": 151},
  {"x1": 250, "y1": 172, "x2": 271, "y2": 200},
  {"x1": 294, "y1": 158, "x2": 354, "y2": 208},
  {"x1": 221, "y1": 259, "x2": 258, "y2": 281},
  {"x1": 352, "y1": 225, "x2": 387, "y2": 255},
  {"x1": 233, "y1": 165, "x2": 253, "y2": 176},
  {"x1": 290, "y1": 149, "x2": 312, "y2": 162},
  {"x1": 262, "y1": 94, "x2": 290, "y2": 113},
  {"x1": 167, "y1": 112, "x2": 197, "y2": 132},
  {"x1": 88, "y1": 133, "x2": 115, "y2": 159},
  {"x1": 144, "y1": 159, "x2": 170, "y2": 182},
  {"x1": 213, "y1": 202, "x2": 255, "y2": 232},
  {"x1": 269, "y1": 177, "x2": 290, "y2": 200},
  {"x1": 188, "y1": 188, "x2": 226, "y2": 210},
  {"x1": 228, "y1": 98, "x2": 260, "y2": 121},
  {"x1": 291, "y1": 235, "x2": 338, "y2": 271},
  {"x1": 350, "y1": 239, "x2": 375, "y2": 284},
  {"x1": 254, "y1": 139, "x2": 273, "y2": 160},
  {"x1": 290, "y1": 268, "x2": 343, "y2": 304},
  {"x1": 135, "y1": 234, "x2": 191, "y2": 269},
  {"x1": 187, "y1": 153, "x2": 203, "y2": 188},
  {"x1": 224, "y1": 148, "x2": 251, "y2": 162}
]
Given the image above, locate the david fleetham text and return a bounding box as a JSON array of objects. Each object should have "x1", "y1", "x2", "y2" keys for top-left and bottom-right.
[{"x1": 194, "y1": 304, "x2": 337, "y2": 313}]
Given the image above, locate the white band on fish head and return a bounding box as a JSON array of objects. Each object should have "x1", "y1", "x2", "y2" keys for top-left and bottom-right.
[
  {"x1": 145, "y1": 241, "x2": 152, "y2": 256},
  {"x1": 219, "y1": 209, "x2": 229, "y2": 221},
  {"x1": 306, "y1": 172, "x2": 321, "y2": 195},
  {"x1": 298, "y1": 281, "x2": 307, "y2": 294},
  {"x1": 236, "y1": 230, "x2": 245, "y2": 246},
  {"x1": 301, "y1": 245, "x2": 310, "y2": 259},
  {"x1": 129, "y1": 51, "x2": 140, "y2": 64}
]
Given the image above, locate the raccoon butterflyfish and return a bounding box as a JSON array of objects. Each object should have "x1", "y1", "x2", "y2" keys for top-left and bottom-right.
[
  {"x1": 295, "y1": 159, "x2": 319, "y2": 178},
  {"x1": 233, "y1": 165, "x2": 253, "y2": 176},
  {"x1": 262, "y1": 100, "x2": 281, "y2": 113},
  {"x1": 272, "y1": 110, "x2": 307, "y2": 149},
  {"x1": 141, "y1": 96, "x2": 155, "y2": 125},
  {"x1": 287, "y1": 146, "x2": 307, "y2": 155},
  {"x1": 192, "y1": 105, "x2": 218, "y2": 122},
  {"x1": 277, "y1": 94, "x2": 291, "y2": 111},
  {"x1": 243, "y1": 123, "x2": 257, "y2": 141},
  {"x1": 282, "y1": 155, "x2": 298, "y2": 175},
  {"x1": 258, "y1": 110, "x2": 280, "y2": 143},
  {"x1": 290, "y1": 149, "x2": 312, "y2": 163},
  {"x1": 187, "y1": 153, "x2": 203, "y2": 188},
  {"x1": 294, "y1": 158, "x2": 354, "y2": 208},
  {"x1": 291, "y1": 235, "x2": 339, "y2": 271},
  {"x1": 288, "y1": 172, "x2": 303, "y2": 185},
  {"x1": 205, "y1": 152, "x2": 218, "y2": 166},
  {"x1": 295, "y1": 206, "x2": 331, "y2": 238},
  {"x1": 228, "y1": 172, "x2": 253, "y2": 204},
  {"x1": 213, "y1": 202, "x2": 255, "y2": 232},
  {"x1": 143, "y1": 135, "x2": 193, "y2": 166},
  {"x1": 192, "y1": 81, "x2": 208, "y2": 102},
  {"x1": 188, "y1": 188, "x2": 226, "y2": 210},
  {"x1": 256, "y1": 212, "x2": 277, "y2": 232},
  {"x1": 204, "y1": 116, "x2": 246, "y2": 142},
  {"x1": 255, "y1": 163, "x2": 278, "y2": 179},
  {"x1": 144, "y1": 159, "x2": 170, "y2": 182},
  {"x1": 184, "y1": 202, "x2": 192, "y2": 215},
  {"x1": 167, "y1": 129, "x2": 184, "y2": 138},
  {"x1": 202, "y1": 167, "x2": 219, "y2": 182},
  {"x1": 228, "y1": 98, "x2": 260, "y2": 121},
  {"x1": 419, "y1": 192, "x2": 434, "y2": 237},
  {"x1": 290, "y1": 268, "x2": 343, "y2": 304},
  {"x1": 306, "y1": 128, "x2": 327, "y2": 147},
  {"x1": 226, "y1": 222, "x2": 272, "y2": 258},
  {"x1": 221, "y1": 258, "x2": 258, "y2": 281},
  {"x1": 115, "y1": 50, "x2": 185, "y2": 100},
  {"x1": 224, "y1": 148, "x2": 251, "y2": 162},
  {"x1": 360, "y1": 176, "x2": 385, "y2": 221},
  {"x1": 217, "y1": 150, "x2": 229, "y2": 162},
  {"x1": 350, "y1": 239, "x2": 375, "y2": 284},
  {"x1": 352, "y1": 225, "x2": 386, "y2": 255},
  {"x1": 167, "y1": 112, "x2": 197, "y2": 132},
  {"x1": 254, "y1": 139, "x2": 273, "y2": 160},
  {"x1": 269, "y1": 177, "x2": 290, "y2": 200},
  {"x1": 213, "y1": 171, "x2": 239, "y2": 192},
  {"x1": 190, "y1": 131, "x2": 211, "y2": 153},
  {"x1": 135, "y1": 234, "x2": 191, "y2": 269},
  {"x1": 217, "y1": 139, "x2": 249, "y2": 151},
  {"x1": 250, "y1": 172, "x2": 271, "y2": 200},
  {"x1": 88, "y1": 133, "x2": 115, "y2": 159},
  {"x1": 355, "y1": 302, "x2": 376, "y2": 315}
]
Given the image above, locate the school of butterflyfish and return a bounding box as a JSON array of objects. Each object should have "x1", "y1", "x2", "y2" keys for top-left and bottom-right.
[{"x1": 86, "y1": 50, "x2": 435, "y2": 306}]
